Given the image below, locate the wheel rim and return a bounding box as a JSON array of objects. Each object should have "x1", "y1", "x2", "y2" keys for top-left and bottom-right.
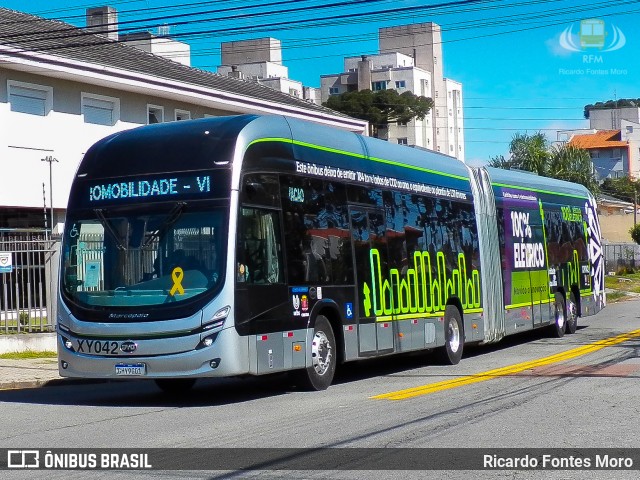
[
  {"x1": 556, "y1": 302, "x2": 565, "y2": 329},
  {"x1": 311, "y1": 330, "x2": 332, "y2": 376},
  {"x1": 448, "y1": 319, "x2": 461, "y2": 353},
  {"x1": 568, "y1": 299, "x2": 577, "y2": 325}
]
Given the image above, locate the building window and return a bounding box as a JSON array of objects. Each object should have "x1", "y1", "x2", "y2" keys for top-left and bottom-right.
[
  {"x1": 175, "y1": 109, "x2": 191, "y2": 121},
  {"x1": 397, "y1": 120, "x2": 408, "y2": 126},
  {"x1": 449, "y1": 91, "x2": 452, "y2": 98},
  {"x1": 437, "y1": 146, "x2": 441, "y2": 152},
  {"x1": 329, "y1": 87, "x2": 340, "y2": 95},
  {"x1": 397, "y1": 138, "x2": 408, "y2": 145},
  {"x1": 590, "y1": 150, "x2": 599, "y2": 159},
  {"x1": 450, "y1": 145, "x2": 454, "y2": 152},
  {"x1": 82, "y1": 93, "x2": 118, "y2": 126},
  {"x1": 147, "y1": 105, "x2": 164, "y2": 124},
  {"x1": 626, "y1": 125, "x2": 634, "y2": 133},
  {"x1": 8, "y1": 80, "x2": 52, "y2": 116},
  {"x1": 395, "y1": 80, "x2": 406, "y2": 89},
  {"x1": 449, "y1": 109, "x2": 453, "y2": 116},
  {"x1": 372, "y1": 81, "x2": 387, "y2": 91}
]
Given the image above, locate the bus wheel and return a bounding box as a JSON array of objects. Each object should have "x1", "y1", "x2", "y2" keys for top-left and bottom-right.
[
  {"x1": 566, "y1": 292, "x2": 578, "y2": 334},
  {"x1": 436, "y1": 306, "x2": 464, "y2": 365},
  {"x1": 551, "y1": 295, "x2": 566, "y2": 338},
  {"x1": 154, "y1": 378, "x2": 196, "y2": 394},
  {"x1": 298, "y1": 315, "x2": 336, "y2": 391}
]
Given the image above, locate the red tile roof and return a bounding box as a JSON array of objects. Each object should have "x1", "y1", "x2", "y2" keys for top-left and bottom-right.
[{"x1": 569, "y1": 130, "x2": 628, "y2": 149}]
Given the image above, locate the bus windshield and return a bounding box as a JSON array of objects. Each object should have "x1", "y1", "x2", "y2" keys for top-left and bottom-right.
[{"x1": 61, "y1": 203, "x2": 226, "y2": 310}]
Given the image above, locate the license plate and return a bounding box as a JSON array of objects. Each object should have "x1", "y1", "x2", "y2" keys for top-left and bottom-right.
[{"x1": 115, "y1": 363, "x2": 146, "y2": 376}]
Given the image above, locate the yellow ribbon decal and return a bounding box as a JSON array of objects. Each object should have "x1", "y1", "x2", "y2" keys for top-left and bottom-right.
[{"x1": 170, "y1": 267, "x2": 185, "y2": 296}]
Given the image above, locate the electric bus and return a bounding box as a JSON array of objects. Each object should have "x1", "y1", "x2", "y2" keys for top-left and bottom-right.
[{"x1": 57, "y1": 115, "x2": 605, "y2": 392}]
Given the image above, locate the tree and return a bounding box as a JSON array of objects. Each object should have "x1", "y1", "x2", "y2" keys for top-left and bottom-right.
[
  {"x1": 631, "y1": 224, "x2": 640, "y2": 244},
  {"x1": 489, "y1": 132, "x2": 599, "y2": 194},
  {"x1": 324, "y1": 89, "x2": 433, "y2": 137},
  {"x1": 584, "y1": 98, "x2": 640, "y2": 119},
  {"x1": 548, "y1": 144, "x2": 600, "y2": 194},
  {"x1": 489, "y1": 132, "x2": 549, "y2": 176},
  {"x1": 600, "y1": 177, "x2": 640, "y2": 203}
]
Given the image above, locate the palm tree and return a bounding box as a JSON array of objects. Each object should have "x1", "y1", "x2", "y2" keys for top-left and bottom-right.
[
  {"x1": 548, "y1": 144, "x2": 599, "y2": 194},
  {"x1": 509, "y1": 132, "x2": 549, "y2": 176},
  {"x1": 489, "y1": 132, "x2": 549, "y2": 175}
]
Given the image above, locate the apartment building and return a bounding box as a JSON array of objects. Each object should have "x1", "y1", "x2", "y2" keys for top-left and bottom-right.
[
  {"x1": 217, "y1": 38, "x2": 321, "y2": 105},
  {"x1": 321, "y1": 22, "x2": 464, "y2": 160}
]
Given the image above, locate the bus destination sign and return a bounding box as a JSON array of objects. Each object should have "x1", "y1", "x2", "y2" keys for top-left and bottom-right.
[{"x1": 87, "y1": 174, "x2": 213, "y2": 203}]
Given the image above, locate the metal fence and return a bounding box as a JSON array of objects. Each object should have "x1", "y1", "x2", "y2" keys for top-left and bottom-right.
[
  {"x1": 603, "y1": 242, "x2": 640, "y2": 274},
  {"x1": 0, "y1": 229, "x2": 58, "y2": 333}
]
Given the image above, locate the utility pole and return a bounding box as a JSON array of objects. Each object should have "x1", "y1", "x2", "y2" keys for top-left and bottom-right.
[
  {"x1": 635, "y1": 186, "x2": 638, "y2": 227},
  {"x1": 41, "y1": 155, "x2": 58, "y2": 235},
  {"x1": 42, "y1": 182, "x2": 48, "y2": 240}
]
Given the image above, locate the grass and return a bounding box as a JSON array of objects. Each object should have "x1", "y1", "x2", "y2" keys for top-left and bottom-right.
[
  {"x1": 0, "y1": 350, "x2": 56, "y2": 360},
  {"x1": 606, "y1": 290, "x2": 629, "y2": 303},
  {"x1": 605, "y1": 272, "x2": 640, "y2": 303}
]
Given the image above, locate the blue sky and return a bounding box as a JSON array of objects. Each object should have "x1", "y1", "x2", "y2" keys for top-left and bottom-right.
[{"x1": 1, "y1": 0, "x2": 638, "y2": 161}]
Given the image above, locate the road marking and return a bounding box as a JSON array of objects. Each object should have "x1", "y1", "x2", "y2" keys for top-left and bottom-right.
[{"x1": 372, "y1": 329, "x2": 640, "y2": 401}]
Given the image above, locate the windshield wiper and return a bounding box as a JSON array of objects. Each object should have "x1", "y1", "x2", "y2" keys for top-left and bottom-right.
[
  {"x1": 93, "y1": 209, "x2": 126, "y2": 251},
  {"x1": 142, "y1": 202, "x2": 187, "y2": 248}
]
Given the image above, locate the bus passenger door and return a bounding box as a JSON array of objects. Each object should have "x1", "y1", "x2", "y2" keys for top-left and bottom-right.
[{"x1": 349, "y1": 207, "x2": 394, "y2": 356}]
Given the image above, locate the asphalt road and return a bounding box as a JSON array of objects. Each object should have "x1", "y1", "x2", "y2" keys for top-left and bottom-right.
[{"x1": 1, "y1": 298, "x2": 640, "y2": 480}]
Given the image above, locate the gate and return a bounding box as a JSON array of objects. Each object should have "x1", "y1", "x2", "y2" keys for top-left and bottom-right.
[
  {"x1": 603, "y1": 242, "x2": 640, "y2": 275},
  {"x1": 0, "y1": 229, "x2": 58, "y2": 333}
]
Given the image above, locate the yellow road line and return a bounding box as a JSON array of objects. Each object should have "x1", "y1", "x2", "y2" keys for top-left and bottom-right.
[{"x1": 372, "y1": 328, "x2": 640, "y2": 401}]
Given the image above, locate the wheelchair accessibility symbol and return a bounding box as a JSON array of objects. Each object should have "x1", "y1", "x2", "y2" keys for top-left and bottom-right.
[{"x1": 345, "y1": 302, "x2": 353, "y2": 319}]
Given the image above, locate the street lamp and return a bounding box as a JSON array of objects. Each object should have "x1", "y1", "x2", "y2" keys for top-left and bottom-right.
[{"x1": 41, "y1": 155, "x2": 58, "y2": 234}]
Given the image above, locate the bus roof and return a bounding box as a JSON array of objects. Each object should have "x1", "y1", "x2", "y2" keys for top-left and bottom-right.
[
  {"x1": 486, "y1": 166, "x2": 592, "y2": 200},
  {"x1": 78, "y1": 115, "x2": 471, "y2": 184}
]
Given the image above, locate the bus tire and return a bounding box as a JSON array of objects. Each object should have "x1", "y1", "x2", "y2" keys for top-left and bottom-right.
[
  {"x1": 436, "y1": 305, "x2": 464, "y2": 365},
  {"x1": 566, "y1": 292, "x2": 578, "y2": 334},
  {"x1": 297, "y1": 315, "x2": 336, "y2": 391},
  {"x1": 154, "y1": 378, "x2": 196, "y2": 394},
  {"x1": 551, "y1": 295, "x2": 566, "y2": 338}
]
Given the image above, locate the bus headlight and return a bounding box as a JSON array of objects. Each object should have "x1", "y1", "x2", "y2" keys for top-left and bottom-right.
[
  {"x1": 202, "y1": 306, "x2": 230, "y2": 331},
  {"x1": 196, "y1": 333, "x2": 219, "y2": 350}
]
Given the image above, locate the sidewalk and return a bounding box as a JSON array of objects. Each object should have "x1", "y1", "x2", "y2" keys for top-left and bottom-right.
[{"x1": 0, "y1": 356, "x2": 65, "y2": 390}]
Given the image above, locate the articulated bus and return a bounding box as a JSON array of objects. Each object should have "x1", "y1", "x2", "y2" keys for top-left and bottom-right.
[{"x1": 57, "y1": 115, "x2": 605, "y2": 392}]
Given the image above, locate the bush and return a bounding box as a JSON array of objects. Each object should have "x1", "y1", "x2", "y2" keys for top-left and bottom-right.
[
  {"x1": 630, "y1": 224, "x2": 640, "y2": 244},
  {"x1": 18, "y1": 312, "x2": 30, "y2": 327},
  {"x1": 617, "y1": 266, "x2": 636, "y2": 275}
]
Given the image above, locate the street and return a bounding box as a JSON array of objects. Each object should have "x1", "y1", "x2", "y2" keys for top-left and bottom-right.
[{"x1": 1, "y1": 298, "x2": 639, "y2": 480}]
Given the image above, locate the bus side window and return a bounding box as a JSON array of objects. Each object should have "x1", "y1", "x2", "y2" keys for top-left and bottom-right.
[{"x1": 238, "y1": 208, "x2": 283, "y2": 284}]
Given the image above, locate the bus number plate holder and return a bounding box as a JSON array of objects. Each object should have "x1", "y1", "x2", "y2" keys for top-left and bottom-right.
[{"x1": 115, "y1": 363, "x2": 146, "y2": 376}]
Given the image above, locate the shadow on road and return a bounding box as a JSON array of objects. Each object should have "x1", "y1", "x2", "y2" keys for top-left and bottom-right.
[{"x1": 0, "y1": 324, "x2": 611, "y2": 408}]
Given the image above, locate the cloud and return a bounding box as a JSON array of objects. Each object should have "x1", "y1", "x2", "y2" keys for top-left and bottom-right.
[{"x1": 546, "y1": 30, "x2": 576, "y2": 58}]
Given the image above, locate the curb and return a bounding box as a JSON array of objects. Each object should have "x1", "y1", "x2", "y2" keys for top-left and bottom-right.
[{"x1": 0, "y1": 378, "x2": 108, "y2": 391}]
